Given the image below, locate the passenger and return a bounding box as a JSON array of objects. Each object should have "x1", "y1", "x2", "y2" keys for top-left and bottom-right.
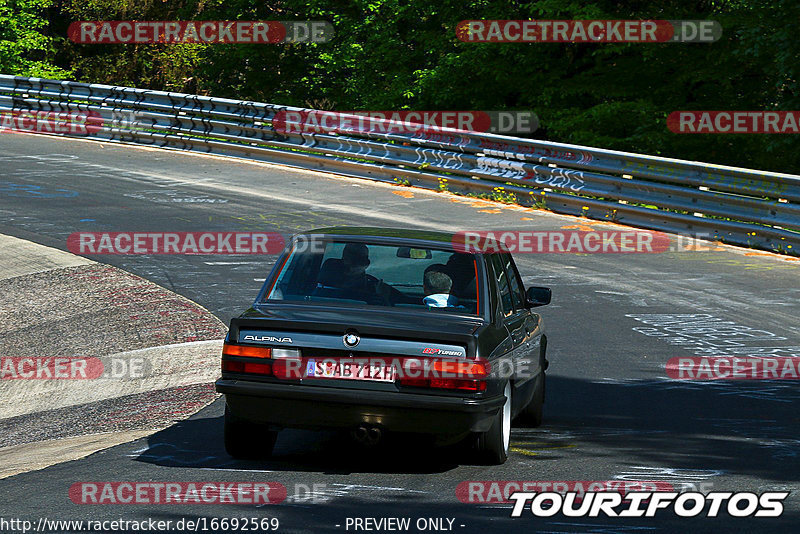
[{"x1": 422, "y1": 270, "x2": 459, "y2": 308}]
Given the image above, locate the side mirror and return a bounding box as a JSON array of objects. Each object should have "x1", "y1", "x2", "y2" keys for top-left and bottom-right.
[{"x1": 526, "y1": 286, "x2": 551, "y2": 307}]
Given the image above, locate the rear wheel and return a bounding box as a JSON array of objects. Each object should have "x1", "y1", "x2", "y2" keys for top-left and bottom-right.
[
  {"x1": 224, "y1": 405, "x2": 278, "y2": 459},
  {"x1": 474, "y1": 382, "x2": 511, "y2": 464},
  {"x1": 518, "y1": 371, "x2": 545, "y2": 427}
]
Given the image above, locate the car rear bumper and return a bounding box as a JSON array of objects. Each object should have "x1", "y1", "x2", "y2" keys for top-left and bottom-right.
[{"x1": 215, "y1": 379, "x2": 505, "y2": 436}]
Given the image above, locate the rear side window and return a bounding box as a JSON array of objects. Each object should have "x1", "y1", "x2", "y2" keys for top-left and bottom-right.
[{"x1": 489, "y1": 254, "x2": 514, "y2": 317}]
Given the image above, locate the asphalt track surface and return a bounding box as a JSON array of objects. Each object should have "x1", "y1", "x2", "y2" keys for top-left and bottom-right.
[{"x1": 0, "y1": 133, "x2": 799, "y2": 533}]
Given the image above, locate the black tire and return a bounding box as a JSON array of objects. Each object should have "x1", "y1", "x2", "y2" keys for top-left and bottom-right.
[
  {"x1": 474, "y1": 382, "x2": 511, "y2": 464},
  {"x1": 518, "y1": 371, "x2": 545, "y2": 427},
  {"x1": 224, "y1": 405, "x2": 279, "y2": 459}
]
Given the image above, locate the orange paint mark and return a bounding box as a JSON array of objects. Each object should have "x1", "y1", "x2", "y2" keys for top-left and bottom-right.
[
  {"x1": 744, "y1": 251, "x2": 796, "y2": 259},
  {"x1": 682, "y1": 242, "x2": 710, "y2": 251},
  {"x1": 561, "y1": 224, "x2": 595, "y2": 231},
  {"x1": 521, "y1": 217, "x2": 535, "y2": 221},
  {"x1": 478, "y1": 209, "x2": 502, "y2": 214},
  {"x1": 445, "y1": 195, "x2": 537, "y2": 213},
  {"x1": 450, "y1": 197, "x2": 503, "y2": 207},
  {"x1": 392, "y1": 190, "x2": 414, "y2": 198}
]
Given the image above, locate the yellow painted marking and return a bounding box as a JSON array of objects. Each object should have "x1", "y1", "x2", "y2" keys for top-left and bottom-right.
[
  {"x1": 510, "y1": 441, "x2": 577, "y2": 456},
  {"x1": 560, "y1": 224, "x2": 595, "y2": 231}
]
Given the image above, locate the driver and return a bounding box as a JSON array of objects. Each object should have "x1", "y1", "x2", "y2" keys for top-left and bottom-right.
[
  {"x1": 315, "y1": 243, "x2": 393, "y2": 304},
  {"x1": 422, "y1": 270, "x2": 459, "y2": 308},
  {"x1": 340, "y1": 243, "x2": 374, "y2": 290},
  {"x1": 338, "y1": 243, "x2": 394, "y2": 304}
]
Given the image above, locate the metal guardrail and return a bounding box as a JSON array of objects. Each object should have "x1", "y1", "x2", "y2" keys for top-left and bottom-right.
[{"x1": 2, "y1": 74, "x2": 799, "y2": 256}]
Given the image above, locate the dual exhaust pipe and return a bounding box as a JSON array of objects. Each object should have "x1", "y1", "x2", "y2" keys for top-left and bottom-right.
[{"x1": 352, "y1": 424, "x2": 382, "y2": 446}]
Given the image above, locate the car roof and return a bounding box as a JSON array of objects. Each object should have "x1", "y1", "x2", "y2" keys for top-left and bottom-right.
[{"x1": 296, "y1": 227, "x2": 464, "y2": 249}]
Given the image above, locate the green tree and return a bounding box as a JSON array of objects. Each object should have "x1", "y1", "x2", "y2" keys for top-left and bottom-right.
[
  {"x1": 5, "y1": 0, "x2": 799, "y2": 172},
  {"x1": 0, "y1": 0, "x2": 71, "y2": 77}
]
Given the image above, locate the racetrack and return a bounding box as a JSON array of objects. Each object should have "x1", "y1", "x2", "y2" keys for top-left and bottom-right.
[{"x1": 0, "y1": 133, "x2": 798, "y2": 533}]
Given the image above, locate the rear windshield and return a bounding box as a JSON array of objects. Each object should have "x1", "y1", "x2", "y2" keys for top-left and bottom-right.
[{"x1": 263, "y1": 240, "x2": 479, "y2": 315}]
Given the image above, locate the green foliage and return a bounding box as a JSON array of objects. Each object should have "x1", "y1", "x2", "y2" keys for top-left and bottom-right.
[
  {"x1": 0, "y1": 0, "x2": 71, "y2": 77},
  {"x1": 1, "y1": 0, "x2": 798, "y2": 172}
]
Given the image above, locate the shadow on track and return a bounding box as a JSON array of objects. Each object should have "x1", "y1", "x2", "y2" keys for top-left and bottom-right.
[
  {"x1": 133, "y1": 375, "x2": 799, "y2": 481},
  {"x1": 132, "y1": 398, "x2": 461, "y2": 474}
]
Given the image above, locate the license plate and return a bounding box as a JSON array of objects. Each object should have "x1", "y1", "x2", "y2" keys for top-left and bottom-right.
[{"x1": 304, "y1": 359, "x2": 396, "y2": 382}]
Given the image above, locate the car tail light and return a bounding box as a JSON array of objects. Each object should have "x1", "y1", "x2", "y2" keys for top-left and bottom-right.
[
  {"x1": 221, "y1": 343, "x2": 275, "y2": 376},
  {"x1": 221, "y1": 360, "x2": 245, "y2": 373},
  {"x1": 221, "y1": 360, "x2": 272, "y2": 375},
  {"x1": 242, "y1": 362, "x2": 272, "y2": 375},
  {"x1": 271, "y1": 348, "x2": 303, "y2": 380},
  {"x1": 429, "y1": 377, "x2": 486, "y2": 391},
  {"x1": 430, "y1": 359, "x2": 488, "y2": 378},
  {"x1": 398, "y1": 357, "x2": 489, "y2": 392},
  {"x1": 222, "y1": 343, "x2": 272, "y2": 358}
]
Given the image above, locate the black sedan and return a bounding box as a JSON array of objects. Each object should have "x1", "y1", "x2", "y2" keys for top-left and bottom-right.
[{"x1": 215, "y1": 227, "x2": 551, "y2": 464}]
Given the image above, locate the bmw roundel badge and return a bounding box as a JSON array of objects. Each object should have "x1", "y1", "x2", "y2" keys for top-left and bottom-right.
[{"x1": 343, "y1": 332, "x2": 360, "y2": 347}]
